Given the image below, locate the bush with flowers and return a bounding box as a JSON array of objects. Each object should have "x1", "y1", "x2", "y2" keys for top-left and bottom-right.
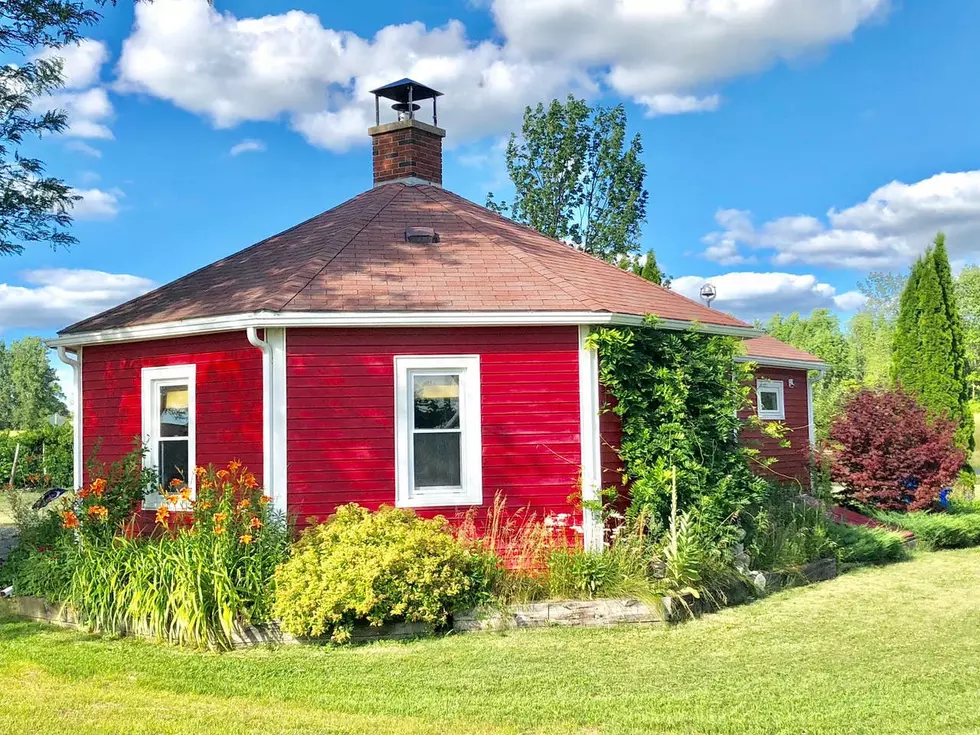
[{"x1": 63, "y1": 460, "x2": 289, "y2": 649}]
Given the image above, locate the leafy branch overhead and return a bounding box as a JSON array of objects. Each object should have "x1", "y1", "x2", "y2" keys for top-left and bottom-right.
[
  {"x1": 0, "y1": 0, "x2": 143, "y2": 256},
  {"x1": 487, "y1": 96, "x2": 649, "y2": 262}
]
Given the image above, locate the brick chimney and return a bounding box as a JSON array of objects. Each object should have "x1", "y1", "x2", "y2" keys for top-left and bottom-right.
[{"x1": 369, "y1": 79, "x2": 445, "y2": 187}]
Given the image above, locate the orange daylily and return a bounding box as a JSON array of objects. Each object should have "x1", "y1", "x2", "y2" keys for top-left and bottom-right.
[
  {"x1": 169, "y1": 478, "x2": 184, "y2": 488},
  {"x1": 237, "y1": 498, "x2": 251, "y2": 511},
  {"x1": 155, "y1": 506, "x2": 171, "y2": 525},
  {"x1": 259, "y1": 495, "x2": 272, "y2": 505},
  {"x1": 86, "y1": 505, "x2": 109, "y2": 522},
  {"x1": 214, "y1": 512, "x2": 228, "y2": 524},
  {"x1": 213, "y1": 525, "x2": 226, "y2": 536},
  {"x1": 228, "y1": 460, "x2": 242, "y2": 473},
  {"x1": 238, "y1": 534, "x2": 253, "y2": 545},
  {"x1": 249, "y1": 516, "x2": 263, "y2": 530},
  {"x1": 90, "y1": 478, "x2": 107, "y2": 497},
  {"x1": 61, "y1": 511, "x2": 80, "y2": 530},
  {"x1": 243, "y1": 473, "x2": 259, "y2": 489}
]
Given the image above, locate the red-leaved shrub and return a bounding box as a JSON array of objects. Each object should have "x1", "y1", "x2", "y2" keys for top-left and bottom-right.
[{"x1": 828, "y1": 388, "x2": 965, "y2": 511}]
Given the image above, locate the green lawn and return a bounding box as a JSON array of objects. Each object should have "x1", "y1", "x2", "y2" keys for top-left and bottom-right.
[{"x1": 2, "y1": 550, "x2": 980, "y2": 735}]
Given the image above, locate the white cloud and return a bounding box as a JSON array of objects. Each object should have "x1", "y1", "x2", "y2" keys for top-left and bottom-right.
[
  {"x1": 34, "y1": 39, "x2": 114, "y2": 140},
  {"x1": 672, "y1": 272, "x2": 866, "y2": 321},
  {"x1": 703, "y1": 171, "x2": 980, "y2": 269},
  {"x1": 35, "y1": 39, "x2": 109, "y2": 89},
  {"x1": 230, "y1": 138, "x2": 266, "y2": 156},
  {"x1": 65, "y1": 141, "x2": 102, "y2": 158},
  {"x1": 638, "y1": 94, "x2": 721, "y2": 117},
  {"x1": 68, "y1": 188, "x2": 123, "y2": 219},
  {"x1": 113, "y1": 0, "x2": 885, "y2": 149},
  {"x1": 0, "y1": 269, "x2": 155, "y2": 333}
]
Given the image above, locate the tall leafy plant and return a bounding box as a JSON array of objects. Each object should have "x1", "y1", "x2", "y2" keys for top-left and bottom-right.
[{"x1": 589, "y1": 320, "x2": 766, "y2": 528}]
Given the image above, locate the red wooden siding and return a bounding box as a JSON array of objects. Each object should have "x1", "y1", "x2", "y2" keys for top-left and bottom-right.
[
  {"x1": 286, "y1": 326, "x2": 582, "y2": 522},
  {"x1": 81, "y1": 332, "x2": 264, "y2": 487},
  {"x1": 739, "y1": 367, "x2": 812, "y2": 487}
]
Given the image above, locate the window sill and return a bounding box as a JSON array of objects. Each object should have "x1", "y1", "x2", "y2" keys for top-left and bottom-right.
[{"x1": 396, "y1": 492, "x2": 483, "y2": 509}]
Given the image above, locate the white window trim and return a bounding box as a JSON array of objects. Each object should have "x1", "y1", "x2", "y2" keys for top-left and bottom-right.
[
  {"x1": 756, "y1": 379, "x2": 785, "y2": 421},
  {"x1": 141, "y1": 364, "x2": 196, "y2": 510},
  {"x1": 394, "y1": 355, "x2": 482, "y2": 508}
]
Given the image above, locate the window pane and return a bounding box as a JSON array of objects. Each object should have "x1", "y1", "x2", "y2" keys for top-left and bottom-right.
[
  {"x1": 413, "y1": 432, "x2": 461, "y2": 488},
  {"x1": 159, "y1": 440, "x2": 189, "y2": 487},
  {"x1": 160, "y1": 385, "x2": 189, "y2": 438},
  {"x1": 760, "y1": 391, "x2": 779, "y2": 411},
  {"x1": 413, "y1": 374, "x2": 460, "y2": 430}
]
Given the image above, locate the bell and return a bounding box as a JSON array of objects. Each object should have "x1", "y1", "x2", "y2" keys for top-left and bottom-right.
[{"x1": 392, "y1": 102, "x2": 421, "y2": 121}]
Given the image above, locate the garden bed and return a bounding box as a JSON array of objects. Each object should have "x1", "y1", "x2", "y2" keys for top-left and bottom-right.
[{"x1": 3, "y1": 558, "x2": 838, "y2": 647}]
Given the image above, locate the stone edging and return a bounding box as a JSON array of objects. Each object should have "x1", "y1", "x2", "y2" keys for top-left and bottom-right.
[{"x1": 3, "y1": 558, "x2": 838, "y2": 647}]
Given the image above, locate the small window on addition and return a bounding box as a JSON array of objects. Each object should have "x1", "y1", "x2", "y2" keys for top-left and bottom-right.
[
  {"x1": 394, "y1": 356, "x2": 482, "y2": 507},
  {"x1": 141, "y1": 364, "x2": 196, "y2": 509},
  {"x1": 756, "y1": 379, "x2": 785, "y2": 421}
]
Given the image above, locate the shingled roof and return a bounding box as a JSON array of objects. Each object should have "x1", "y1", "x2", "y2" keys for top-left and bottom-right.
[
  {"x1": 60, "y1": 183, "x2": 752, "y2": 336},
  {"x1": 742, "y1": 335, "x2": 827, "y2": 368}
]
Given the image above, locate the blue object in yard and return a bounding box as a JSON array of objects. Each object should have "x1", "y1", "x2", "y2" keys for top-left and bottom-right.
[
  {"x1": 939, "y1": 489, "x2": 952, "y2": 508},
  {"x1": 31, "y1": 487, "x2": 68, "y2": 510}
]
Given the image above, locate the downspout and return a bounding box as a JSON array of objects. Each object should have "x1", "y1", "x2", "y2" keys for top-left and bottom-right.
[
  {"x1": 56, "y1": 346, "x2": 82, "y2": 490},
  {"x1": 246, "y1": 327, "x2": 273, "y2": 498},
  {"x1": 807, "y1": 368, "x2": 827, "y2": 490}
]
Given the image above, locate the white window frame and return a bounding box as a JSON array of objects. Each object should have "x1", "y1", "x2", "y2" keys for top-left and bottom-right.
[
  {"x1": 141, "y1": 364, "x2": 196, "y2": 510},
  {"x1": 394, "y1": 355, "x2": 482, "y2": 508},
  {"x1": 756, "y1": 379, "x2": 785, "y2": 421}
]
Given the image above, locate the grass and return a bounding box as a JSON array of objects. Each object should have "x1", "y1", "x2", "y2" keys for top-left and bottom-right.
[{"x1": 1, "y1": 550, "x2": 980, "y2": 734}]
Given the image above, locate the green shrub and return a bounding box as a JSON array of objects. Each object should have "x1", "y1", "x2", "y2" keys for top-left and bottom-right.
[
  {"x1": 273, "y1": 505, "x2": 490, "y2": 643},
  {"x1": 0, "y1": 424, "x2": 73, "y2": 489},
  {"x1": 827, "y1": 523, "x2": 908, "y2": 564},
  {"x1": 875, "y1": 508, "x2": 980, "y2": 550},
  {"x1": 744, "y1": 485, "x2": 837, "y2": 572}
]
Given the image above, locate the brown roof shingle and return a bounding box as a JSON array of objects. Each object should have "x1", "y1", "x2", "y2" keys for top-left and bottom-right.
[
  {"x1": 61, "y1": 184, "x2": 751, "y2": 335},
  {"x1": 743, "y1": 335, "x2": 826, "y2": 366}
]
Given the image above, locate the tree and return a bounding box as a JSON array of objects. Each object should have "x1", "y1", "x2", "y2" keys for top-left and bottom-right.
[
  {"x1": 955, "y1": 264, "x2": 980, "y2": 397},
  {"x1": 487, "y1": 96, "x2": 649, "y2": 262},
  {"x1": 4, "y1": 336, "x2": 67, "y2": 429},
  {"x1": 849, "y1": 271, "x2": 906, "y2": 387},
  {"x1": 829, "y1": 388, "x2": 964, "y2": 511},
  {"x1": 765, "y1": 309, "x2": 852, "y2": 442},
  {"x1": 892, "y1": 235, "x2": 974, "y2": 450}
]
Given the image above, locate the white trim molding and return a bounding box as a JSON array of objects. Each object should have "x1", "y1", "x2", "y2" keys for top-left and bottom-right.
[
  {"x1": 56, "y1": 346, "x2": 82, "y2": 490},
  {"x1": 49, "y1": 310, "x2": 762, "y2": 348},
  {"x1": 756, "y1": 379, "x2": 786, "y2": 421},
  {"x1": 141, "y1": 364, "x2": 196, "y2": 509},
  {"x1": 736, "y1": 354, "x2": 830, "y2": 371},
  {"x1": 578, "y1": 326, "x2": 603, "y2": 551},
  {"x1": 393, "y1": 355, "x2": 483, "y2": 509}
]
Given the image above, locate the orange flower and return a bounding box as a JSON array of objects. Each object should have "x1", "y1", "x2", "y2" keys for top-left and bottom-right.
[
  {"x1": 61, "y1": 511, "x2": 80, "y2": 530},
  {"x1": 243, "y1": 473, "x2": 258, "y2": 489},
  {"x1": 77, "y1": 486, "x2": 91, "y2": 500},
  {"x1": 216, "y1": 469, "x2": 231, "y2": 481},
  {"x1": 155, "y1": 506, "x2": 171, "y2": 525},
  {"x1": 166, "y1": 494, "x2": 180, "y2": 506},
  {"x1": 237, "y1": 498, "x2": 251, "y2": 511},
  {"x1": 238, "y1": 533, "x2": 253, "y2": 545},
  {"x1": 228, "y1": 459, "x2": 242, "y2": 473},
  {"x1": 180, "y1": 486, "x2": 192, "y2": 502},
  {"x1": 214, "y1": 512, "x2": 228, "y2": 524},
  {"x1": 90, "y1": 478, "x2": 107, "y2": 498},
  {"x1": 198, "y1": 500, "x2": 212, "y2": 511},
  {"x1": 213, "y1": 524, "x2": 225, "y2": 536},
  {"x1": 195, "y1": 466, "x2": 207, "y2": 479},
  {"x1": 249, "y1": 516, "x2": 263, "y2": 530},
  {"x1": 259, "y1": 495, "x2": 272, "y2": 505},
  {"x1": 86, "y1": 505, "x2": 109, "y2": 522},
  {"x1": 169, "y1": 477, "x2": 184, "y2": 488}
]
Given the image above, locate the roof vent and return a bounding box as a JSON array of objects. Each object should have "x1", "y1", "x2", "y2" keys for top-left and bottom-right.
[{"x1": 405, "y1": 227, "x2": 439, "y2": 245}]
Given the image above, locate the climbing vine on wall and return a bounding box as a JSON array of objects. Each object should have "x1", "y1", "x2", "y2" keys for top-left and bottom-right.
[{"x1": 588, "y1": 319, "x2": 768, "y2": 529}]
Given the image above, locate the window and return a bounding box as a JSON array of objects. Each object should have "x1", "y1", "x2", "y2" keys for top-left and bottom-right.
[
  {"x1": 756, "y1": 379, "x2": 785, "y2": 421},
  {"x1": 394, "y1": 356, "x2": 482, "y2": 507},
  {"x1": 141, "y1": 365, "x2": 196, "y2": 509}
]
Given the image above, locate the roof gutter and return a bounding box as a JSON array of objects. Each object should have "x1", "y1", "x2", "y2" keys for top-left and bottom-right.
[
  {"x1": 734, "y1": 354, "x2": 830, "y2": 372},
  {"x1": 46, "y1": 311, "x2": 762, "y2": 348}
]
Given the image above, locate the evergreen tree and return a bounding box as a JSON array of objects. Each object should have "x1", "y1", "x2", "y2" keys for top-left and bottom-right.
[
  {"x1": 628, "y1": 249, "x2": 668, "y2": 286},
  {"x1": 892, "y1": 235, "x2": 974, "y2": 450}
]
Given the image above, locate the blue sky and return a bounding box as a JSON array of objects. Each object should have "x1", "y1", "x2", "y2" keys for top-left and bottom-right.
[{"x1": 3, "y1": 0, "x2": 980, "y2": 376}]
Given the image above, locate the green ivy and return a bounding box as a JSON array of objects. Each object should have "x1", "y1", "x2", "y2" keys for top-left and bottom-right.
[{"x1": 588, "y1": 319, "x2": 767, "y2": 529}]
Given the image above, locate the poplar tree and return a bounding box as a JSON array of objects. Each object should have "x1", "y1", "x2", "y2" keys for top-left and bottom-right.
[{"x1": 892, "y1": 235, "x2": 974, "y2": 450}]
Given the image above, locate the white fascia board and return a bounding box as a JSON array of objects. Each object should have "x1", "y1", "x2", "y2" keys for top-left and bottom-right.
[
  {"x1": 47, "y1": 311, "x2": 762, "y2": 348},
  {"x1": 735, "y1": 354, "x2": 830, "y2": 372}
]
